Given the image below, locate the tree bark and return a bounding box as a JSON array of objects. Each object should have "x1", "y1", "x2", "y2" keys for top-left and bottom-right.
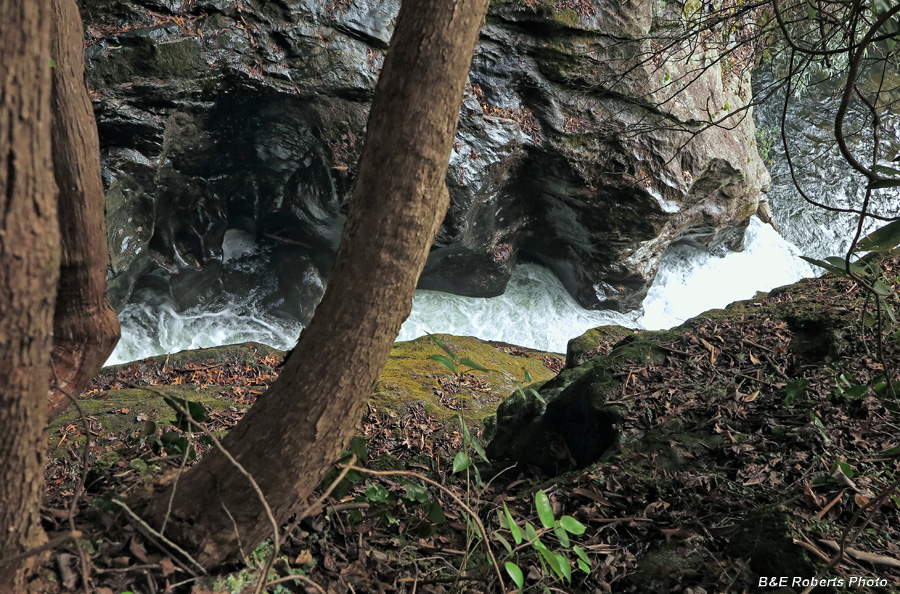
[
  {"x1": 148, "y1": 0, "x2": 490, "y2": 566},
  {"x1": 47, "y1": 0, "x2": 120, "y2": 418},
  {"x1": 0, "y1": 1, "x2": 59, "y2": 589}
]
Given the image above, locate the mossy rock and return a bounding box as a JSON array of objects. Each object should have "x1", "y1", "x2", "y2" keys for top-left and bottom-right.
[
  {"x1": 151, "y1": 38, "x2": 203, "y2": 78},
  {"x1": 49, "y1": 386, "x2": 234, "y2": 461},
  {"x1": 727, "y1": 506, "x2": 821, "y2": 583},
  {"x1": 53, "y1": 338, "x2": 559, "y2": 458},
  {"x1": 629, "y1": 543, "x2": 705, "y2": 592},
  {"x1": 566, "y1": 324, "x2": 640, "y2": 368},
  {"x1": 373, "y1": 333, "x2": 559, "y2": 428}
]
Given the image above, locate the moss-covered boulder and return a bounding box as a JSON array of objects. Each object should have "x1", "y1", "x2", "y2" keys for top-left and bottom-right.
[
  {"x1": 51, "y1": 336, "x2": 561, "y2": 458},
  {"x1": 486, "y1": 254, "x2": 900, "y2": 591},
  {"x1": 565, "y1": 324, "x2": 639, "y2": 368},
  {"x1": 487, "y1": 331, "x2": 670, "y2": 473}
]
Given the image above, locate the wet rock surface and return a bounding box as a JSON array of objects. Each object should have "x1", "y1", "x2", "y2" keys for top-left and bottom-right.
[{"x1": 85, "y1": 0, "x2": 768, "y2": 317}]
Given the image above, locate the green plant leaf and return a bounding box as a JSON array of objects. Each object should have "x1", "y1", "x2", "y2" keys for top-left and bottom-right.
[
  {"x1": 554, "y1": 525, "x2": 570, "y2": 548},
  {"x1": 534, "y1": 542, "x2": 564, "y2": 581},
  {"x1": 458, "y1": 414, "x2": 472, "y2": 443},
  {"x1": 349, "y1": 436, "x2": 368, "y2": 464},
  {"x1": 573, "y1": 545, "x2": 591, "y2": 568},
  {"x1": 504, "y1": 503, "x2": 523, "y2": 544},
  {"x1": 857, "y1": 219, "x2": 900, "y2": 251},
  {"x1": 783, "y1": 378, "x2": 810, "y2": 407},
  {"x1": 559, "y1": 515, "x2": 587, "y2": 535},
  {"x1": 834, "y1": 460, "x2": 856, "y2": 478},
  {"x1": 880, "y1": 445, "x2": 900, "y2": 458},
  {"x1": 164, "y1": 395, "x2": 208, "y2": 431},
  {"x1": 494, "y1": 531, "x2": 513, "y2": 554},
  {"x1": 129, "y1": 459, "x2": 148, "y2": 472},
  {"x1": 867, "y1": 178, "x2": 900, "y2": 190},
  {"x1": 471, "y1": 439, "x2": 489, "y2": 464},
  {"x1": 505, "y1": 562, "x2": 525, "y2": 589},
  {"x1": 365, "y1": 483, "x2": 390, "y2": 503},
  {"x1": 428, "y1": 354, "x2": 457, "y2": 374},
  {"x1": 800, "y1": 256, "x2": 852, "y2": 278},
  {"x1": 577, "y1": 559, "x2": 590, "y2": 573},
  {"x1": 426, "y1": 501, "x2": 445, "y2": 524},
  {"x1": 872, "y1": 279, "x2": 893, "y2": 296},
  {"x1": 523, "y1": 368, "x2": 533, "y2": 383},
  {"x1": 427, "y1": 333, "x2": 456, "y2": 357},
  {"x1": 555, "y1": 552, "x2": 572, "y2": 583},
  {"x1": 525, "y1": 521, "x2": 539, "y2": 542},
  {"x1": 844, "y1": 384, "x2": 868, "y2": 399},
  {"x1": 535, "y1": 490, "x2": 556, "y2": 529},
  {"x1": 404, "y1": 481, "x2": 429, "y2": 503},
  {"x1": 459, "y1": 357, "x2": 491, "y2": 373},
  {"x1": 823, "y1": 256, "x2": 866, "y2": 276},
  {"x1": 159, "y1": 431, "x2": 192, "y2": 458},
  {"x1": 529, "y1": 387, "x2": 546, "y2": 404},
  {"x1": 453, "y1": 451, "x2": 471, "y2": 473},
  {"x1": 872, "y1": 164, "x2": 900, "y2": 177},
  {"x1": 800, "y1": 256, "x2": 854, "y2": 279}
]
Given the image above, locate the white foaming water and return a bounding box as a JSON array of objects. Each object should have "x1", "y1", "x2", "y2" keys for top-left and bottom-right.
[
  {"x1": 397, "y1": 265, "x2": 638, "y2": 352},
  {"x1": 107, "y1": 303, "x2": 303, "y2": 366},
  {"x1": 107, "y1": 216, "x2": 815, "y2": 364},
  {"x1": 639, "y1": 217, "x2": 815, "y2": 330}
]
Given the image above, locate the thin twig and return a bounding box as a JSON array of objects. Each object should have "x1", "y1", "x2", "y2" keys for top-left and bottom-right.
[
  {"x1": 799, "y1": 476, "x2": 900, "y2": 594},
  {"x1": 160, "y1": 433, "x2": 192, "y2": 536},
  {"x1": 0, "y1": 532, "x2": 81, "y2": 567},
  {"x1": 340, "y1": 464, "x2": 507, "y2": 593},
  {"x1": 50, "y1": 373, "x2": 93, "y2": 592},
  {"x1": 265, "y1": 573, "x2": 328, "y2": 594},
  {"x1": 110, "y1": 499, "x2": 206, "y2": 576},
  {"x1": 123, "y1": 382, "x2": 280, "y2": 594},
  {"x1": 284, "y1": 454, "x2": 359, "y2": 539}
]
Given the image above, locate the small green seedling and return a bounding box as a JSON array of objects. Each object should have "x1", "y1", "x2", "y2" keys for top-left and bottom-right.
[
  {"x1": 495, "y1": 489, "x2": 591, "y2": 587},
  {"x1": 427, "y1": 333, "x2": 492, "y2": 383}
]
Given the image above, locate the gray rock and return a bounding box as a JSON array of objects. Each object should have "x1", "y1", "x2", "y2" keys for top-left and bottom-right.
[{"x1": 85, "y1": 0, "x2": 768, "y2": 318}]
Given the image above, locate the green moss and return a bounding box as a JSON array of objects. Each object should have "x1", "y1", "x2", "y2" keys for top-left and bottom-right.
[
  {"x1": 89, "y1": 47, "x2": 145, "y2": 85},
  {"x1": 623, "y1": 418, "x2": 721, "y2": 472},
  {"x1": 151, "y1": 39, "x2": 203, "y2": 78},
  {"x1": 373, "y1": 334, "x2": 558, "y2": 427},
  {"x1": 566, "y1": 324, "x2": 636, "y2": 367},
  {"x1": 727, "y1": 506, "x2": 820, "y2": 579},
  {"x1": 58, "y1": 337, "x2": 557, "y2": 461},
  {"x1": 629, "y1": 543, "x2": 704, "y2": 591},
  {"x1": 48, "y1": 386, "x2": 234, "y2": 459},
  {"x1": 550, "y1": 7, "x2": 579, "y2": 27}
]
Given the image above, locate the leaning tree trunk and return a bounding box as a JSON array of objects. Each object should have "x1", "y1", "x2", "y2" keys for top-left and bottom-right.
[
  {"x1": 47, "y1": 0, "x2": 120, "y2": 418},
  {"x1": 0, "y1": 1, "x2": 59, "y2": 590},
  {"x1": 147, "y1": 0, "x2": 490, "y2": 566}
]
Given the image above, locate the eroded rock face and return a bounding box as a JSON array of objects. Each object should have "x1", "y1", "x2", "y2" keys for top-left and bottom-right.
[{"x1": 84, "y1": 0, "x2": 768, "y2": 316}]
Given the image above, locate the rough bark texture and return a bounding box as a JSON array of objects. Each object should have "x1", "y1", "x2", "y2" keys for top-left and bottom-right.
[
  {"x1": 0, "y1": 1, "x2": 58, "y2": 589},
  {"x1": 48, "y1": 0, "x2": 121, "y2": 418},
  {"x1": 146, "y1": 0, "x2": 490, "y2": 565}
]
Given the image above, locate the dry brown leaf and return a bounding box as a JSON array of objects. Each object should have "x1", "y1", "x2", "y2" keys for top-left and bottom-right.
[{"x1": 159, "y1": 556, "x2": 176, "y2": 577}]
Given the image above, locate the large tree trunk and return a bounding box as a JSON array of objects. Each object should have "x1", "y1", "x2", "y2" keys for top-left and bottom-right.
[
  {"x1": 0, "y1": 1, "x2": 59, "y2": 589},
  {"x1": 47, "y1": 0, "x2": 120, "y2": 418},
  {"x1": 148, "y1": 0, "x2": 490, "y2": 566}
]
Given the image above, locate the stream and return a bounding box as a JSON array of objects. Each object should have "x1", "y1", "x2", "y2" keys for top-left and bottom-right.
[{"x1": 106, "y1": 70, "x2": 900, "y2": 365}]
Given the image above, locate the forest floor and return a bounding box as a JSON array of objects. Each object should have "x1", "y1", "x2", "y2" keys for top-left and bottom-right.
[{"x1": 31, "y1": 256, "x2": 900, "y2": 594}]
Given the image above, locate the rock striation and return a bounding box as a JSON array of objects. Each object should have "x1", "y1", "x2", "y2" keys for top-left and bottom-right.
[{"x1": 84, "y1": 0, "x2": 768, "y2": 318}]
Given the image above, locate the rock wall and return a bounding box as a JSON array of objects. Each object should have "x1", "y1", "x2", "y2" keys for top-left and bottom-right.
[{"x1": 83, "y1": 0, "x2": 768, "y2": 320}]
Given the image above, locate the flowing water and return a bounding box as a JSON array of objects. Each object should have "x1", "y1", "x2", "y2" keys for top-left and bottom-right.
[
  {"x1": 107, "y1": 70, "x2": 900, "y2": 365},
  {"x1": 106, "y1": 217, "x2": 816, "y2": 364}
]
